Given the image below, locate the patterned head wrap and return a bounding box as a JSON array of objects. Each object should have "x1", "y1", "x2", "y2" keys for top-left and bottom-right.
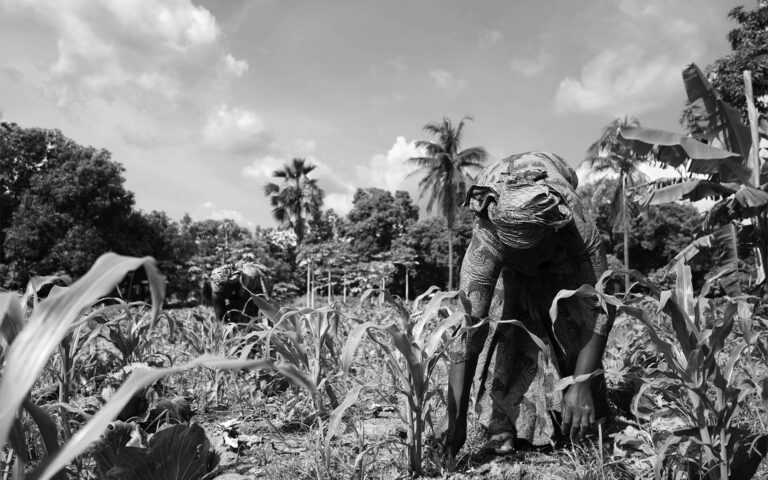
[{"x1": 466, "y1": 168, "x2": 573, "y2": 248}]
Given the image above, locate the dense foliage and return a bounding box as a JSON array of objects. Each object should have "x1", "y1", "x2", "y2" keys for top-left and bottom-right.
[
  {"x1": 681, "y1": 3, "x2": 767, "y2": 134},
  {"x1": 1, "y1": 120, "x2": 708, "y2": 305}
]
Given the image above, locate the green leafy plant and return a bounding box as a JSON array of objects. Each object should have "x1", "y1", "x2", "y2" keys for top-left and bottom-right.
[
  {"x1": 331, "y1": 288, "x2": 469, "y2": 475},
  {"x1": 0, "y1": 253, "x2": 317, "y2": 480},
  {"x1": 551, "y1": 267, "x2": 768, "y2": 480},
  {"x1": 93, "y1": 423, "x2": 218, "y2": 480},
  {"x1": 90, "y1": 302, "x2": 177, "y2": 369},
  {"x1": 252, "y1": 296, "x2": 343, "y2": 416},
  {"x1": 330, "y1": 287, "x2": 560, "y2": 476}
]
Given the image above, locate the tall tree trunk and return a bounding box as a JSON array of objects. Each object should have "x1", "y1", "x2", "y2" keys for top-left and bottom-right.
[
  {"x1": 622, "y1": 174, "x2": 630, "y2": 292},
  {"x1": 744, "y1": 71, "x2": 761, "y2": 188},
  {"x1": 380, "y1": 277, "x2": 385, "y2": 307},
  {"x1": 744, "y1": 71, "x2": 768, "y2": 288},
  {"x1": 311, "y1": 269, "x2": 315, "y2": 308},
  {"x1": 405, "y1": 267, "x2": 409, "y2": 301},
  {"x1": 306, "y1": 261, "x2": 311, "y2": 308},
  {"x1": 0, "y1": 190, "x2": 4, "y2": 263},
  {"x1": 447, "y1": 228, "x2": 454, "y2": 290}
]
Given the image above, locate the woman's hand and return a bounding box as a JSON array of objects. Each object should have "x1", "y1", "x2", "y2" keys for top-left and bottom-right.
[{"x1": 562, "y1": 382, "x2": 595, "y2": 440}]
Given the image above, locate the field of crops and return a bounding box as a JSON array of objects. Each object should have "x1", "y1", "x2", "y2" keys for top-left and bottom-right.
[{"x1": 1, "y1": 253, "x2": 768, "y2": 480}]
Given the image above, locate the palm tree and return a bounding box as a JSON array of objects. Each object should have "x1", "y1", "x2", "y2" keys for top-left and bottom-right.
[
  {"x1": 263, "y1": 158, "x2": 324, "y2": 244},
  {"x1": 408, "y1": 116, "x2": 487, "y2": 290},
  {"x1": 583, "y1": 115, "x2": 648, "y2": 290}
]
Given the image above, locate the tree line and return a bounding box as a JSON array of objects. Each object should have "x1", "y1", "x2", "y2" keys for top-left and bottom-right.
[
  {"x1": 0, "y1": 119, "x2": 704, "y2": 305},
  {"x1": 1, "y1": 3, "x2": 763, "y2": 301}
]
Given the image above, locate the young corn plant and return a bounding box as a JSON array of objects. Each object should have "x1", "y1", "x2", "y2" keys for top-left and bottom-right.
[
  {"x1": 331, "y1": 287, "x2": 556, "y2": 476},
  {"x1": 0, "y1": 253, "x2": 317, "y2": 480},
  {"x1": 88, "y1": 301, "x2": 177, "y2": 369},
  {"x1": 251, "y1": 296, "x2": 343, "y2": 416},
  {"x1": 174, "y1": 310, "x2": 245, "y2": 407},
  {"x1": 551, "y1": 267, "x2": 768, "y2": 480},
  {"x1": 331, "y1": 288, "x2": 470, "y2": 475}
]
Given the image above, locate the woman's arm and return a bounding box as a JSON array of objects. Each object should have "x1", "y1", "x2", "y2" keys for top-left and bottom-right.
[
  {"x1": 561, "y1": 219, "x2": 613, "y2": 439},
  {"x1": 443, "y1": 221, "x2": 503, "y2": 454}
]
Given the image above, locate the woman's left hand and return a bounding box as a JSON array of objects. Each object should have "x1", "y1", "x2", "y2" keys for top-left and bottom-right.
[{"x1": 562, "y1": 382, "x2": 595, "y2": 441}]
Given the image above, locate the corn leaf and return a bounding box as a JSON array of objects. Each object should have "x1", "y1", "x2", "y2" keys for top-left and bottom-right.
[
  {"x1": 412, "y1": 286, "x2": 440, "y2": 311},
  {"x1": 341, "y1": 321, "x2": 382, "y2": 376},
  {"x1": 251, "y1": 296, "x2": 280, "y2": 324},
  {"x1": 324, "y1": 383, "x2": 374, "y2": 459},
  {"x1": 554, "y1": 369, "x2": 604, "y2": 391},
  {"x1": 0, "y1": 293, "x2": 24, "y2": 346},
  {"x1": 414, "y1": 291, "x2": 455, "y2": 337},
  {"x1": 382, "y1": 324, "x2": 425, "y2": 399},
  {"x1": 674, "y1": 262, "x2": 695, "y2": 320},
  {"x1": 423, "y1": 312, "x2": 465, "y2": 358},
  {"x1": 0, "y1": 254, "x2": 165, "y2": 451}
]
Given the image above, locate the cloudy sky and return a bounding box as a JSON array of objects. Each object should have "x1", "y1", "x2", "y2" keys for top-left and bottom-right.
[{"x1": 0, "y1": 0, "x2": 746, "y2": 229}]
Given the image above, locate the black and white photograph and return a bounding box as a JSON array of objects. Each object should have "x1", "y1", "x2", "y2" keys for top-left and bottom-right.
[{"x1": 1, "y1": 1, "x2": 767, "y2": 478}]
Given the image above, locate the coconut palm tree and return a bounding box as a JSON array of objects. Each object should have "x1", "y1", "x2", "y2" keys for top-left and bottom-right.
[
  {"x1": 264, "y1": 158, "x2": 324, "y2": 244},
  {"x1": 408, "y1": 116, "x2": 487, "y2": 290},
  {"x1": 583, "y1": 115, "x2": 648, "y2": 290}
]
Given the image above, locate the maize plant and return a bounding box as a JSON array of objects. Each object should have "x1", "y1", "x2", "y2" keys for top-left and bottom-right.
[
  {"x1": 251, "y1": 296, "x2": 343, "y2": 415},
  {"x1": 550, "y1": 267, "x2": 768, "y2": 480},
  {"x1": 334, "y1": 288, "x2": 553, "y2": 475},
  {"x1": 0, "y1": 253, "x2": 316, "y2": 480}
]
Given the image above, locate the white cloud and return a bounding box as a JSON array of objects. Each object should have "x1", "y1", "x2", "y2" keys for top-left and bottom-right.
[
  {"x1": 3, "y1": 0, "x2": 238, "y2": 106},
  {"x1": 356, "y1": 136, "x2": 422, "y2": 192},
  {"x1": 247, "y1": 137, "x2": 424, "y2": 215},
  {"x1": 478, "y1": 30, "x2": 503, "y2": 48},
  {"x1": 429, "y1": 69, "x2": 467, "y2": 96},
  {"x1": 553, "y1": 46, "x2": 680, "y2": 114},
  {"x1": 224, "y1": 54, "x2": 249, "y2": 76},
  {"x1": 552, "y1": 0, "x2": 719, "y2": 116},
  {"x1": 510, "y1": 50, "x2": 552, "y2": 77},
  {"x1": 324, "y1": 192, "x2": 355, "y2": 215},
  {"x1": 387, "y1": 56, "x2": 408, "y2": 73},
  {"x1": 209, "y1": 208, "x2": 245, "y2": 223},
  {"x1": 242, "y1": 153, "x2": 352, "y2": 202},
  {"x1": 241, "y1": 155, "x2": 287, "y2": 181},
  {"x1": 203, "y1": 104, "x2": 272, "y2": 155},
  {"x1": 195, "y1": 201, "x2": 255, "y2": 230}
]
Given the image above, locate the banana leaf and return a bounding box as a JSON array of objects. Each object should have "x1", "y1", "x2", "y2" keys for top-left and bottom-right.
[
  {"x1": 638, "y1": 179, "x2": 739, "y2": 206},
  {"x1": 618, "y1": 126, "x2": 752, "y2": 184},
  {"x1": 683, "y1": 63, "x2": 753, "y2": 160}
]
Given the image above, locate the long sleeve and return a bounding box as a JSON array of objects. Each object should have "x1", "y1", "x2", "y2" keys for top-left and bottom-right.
[
  {"x1": 566, "y1": 197, "x2": 613, "y2": 337},
  {"x1": 452, "y1": 218, "x2": 504, "y2": 363}
]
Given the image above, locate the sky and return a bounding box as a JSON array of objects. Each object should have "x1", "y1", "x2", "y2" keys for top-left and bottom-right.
[{"x1": 0, "y1": 0, "x2": 749, "y2": 229}]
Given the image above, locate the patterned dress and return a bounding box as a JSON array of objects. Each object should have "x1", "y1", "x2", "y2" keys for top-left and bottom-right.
[{"x1": 453, "y1": 152, "x2": 612, "y2": 445}]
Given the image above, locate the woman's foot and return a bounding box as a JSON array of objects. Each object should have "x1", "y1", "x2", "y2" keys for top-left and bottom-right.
[{"x1": 483, "y1": 432, "x2": 515, "y2": 455}]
